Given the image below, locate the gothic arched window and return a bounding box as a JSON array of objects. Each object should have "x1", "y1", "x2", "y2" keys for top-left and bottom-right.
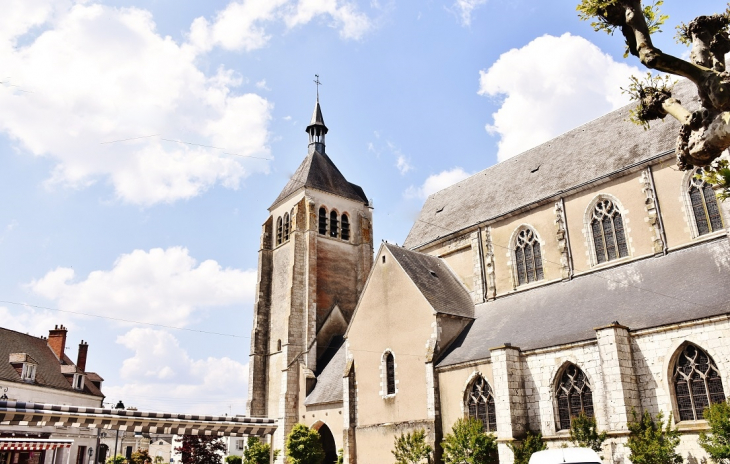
[
  {"x1": 318, "y1": 207, "x2": 328, "y2": 235},
  {"x1": 674, "y1": 344, "x2": 726, "y2": 421},
  {"x1": 514, "y1": 227, "x2": 544, "y2": 285},
  {"x1": 276, "y1": 217, "x2": 283, "y2": 246},
  {"x1": 283, "y1": 213, "x2": 290, "y2": 241},
  {"x1": 466, "y1": 375, "x2": 497, "y2": 432},
  {"x1": 330, "y1": 211, "x2": 339, "y2": 238},
  {"x1": 341, "y1": 214, "x2": 350, "y2": 241},
  {"x1": 384, "y1": 352, "x2": 395, "y2": 395},
  {"x1": 688, "y1": 172, "x2": 723, "y2": 236},
  {"x1": 590, "y1": 198, "x2": 629, "y2": 264},
  {"x1": 556, "y1": 364, "x2": 594, "y2": 430}
]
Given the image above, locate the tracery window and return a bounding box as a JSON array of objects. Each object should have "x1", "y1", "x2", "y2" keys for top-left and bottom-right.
[
  {"x1": 341, "y1": 214, "x2": 350, "y2": 241},
  {"x1": 514, "y1": 228, "x2": 544, "y2": 285},
  {"x1": 590, "y1": 199, "x2": 629, "y2": 264},
  {"x1": 276, "y1": 217, "x2": 283, "y2": 246},
  {"x1": 556, "y1": 364, "x2": 594, "y2": 430},
  {"x1": 674, "y1": 344, "x2": 726, "y2": 421},
  {"x1": 283, "y1": 213, "x2": 290, "y2": 241},
  {"x1": 466, "y1": 375, "x2": 497, "y2": 432},
  {"x1": 318, "y1": 207, "x2": 328, "y2": 235},
  {"x1": 330, "y1": 211, "x2": 339, "y2": 238},
  {"x1": 385, "y1": 352, "x2": 395, "y2": 395},
  {"x1": 689, "y1": 172, "x2": 723, "y2": 236}
]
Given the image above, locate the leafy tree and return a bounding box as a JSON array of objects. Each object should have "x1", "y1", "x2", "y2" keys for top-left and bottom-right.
[
  {"x1": 626, "y1": 410, "x2": 682, "y2": 464},
  {"x1": 154, "y1": 457, "x2": 164, "y2": 464},
  {"x1": 336, "y1": 449, "x2": 344, "y2": 464},
  {"x1": 508, "y1": 432, "x2": 547, "y2": 464},
  {"x1": 285, "y1": 424, "x2": 325, "y2": 464},
  {"x1": 175, "y1": 435, "x2": 227, "y2": 464},
  {"x1": 577, "y1": 0, "x2": 730, "y2": 195},
  {"x1": 129, "y1": 449, "x2": 152, "y2": 464},
  {"x1": 224, "y1": 456, "x2": 241, "y2": 464},
  {"x1": 441, "y1": 418, "x2": 498, "y2": 464},
  {"x1": 569, "y1": 413, "x2": 608, "y2": 453},
  {"x1": 106, "y1": 456, "x2": 126, "y2": 464},
  {"x1": 392, "y1": 429, "x2": 433, "y2": 464},
  {"x1": 700, "y1": 401, "x2": 730, "y2": 464},
  {"x1": 243, "y1": 436, "x2": 279, "y2": 464}
]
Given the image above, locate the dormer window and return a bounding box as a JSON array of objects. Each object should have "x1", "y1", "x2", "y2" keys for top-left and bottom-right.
[
  {"x1": 21, "y1": 363, "x2": 37, "y2": 382},
  {"x1": 73, "y1": 373, "x2": 85, "y2": 390}
]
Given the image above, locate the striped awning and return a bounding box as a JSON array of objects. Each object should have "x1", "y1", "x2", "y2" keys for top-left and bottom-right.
[
  {"x1": 0, "y1": 439, "x2": 73, "y2": 451},
  {"x1": 0, "y1": 402, "x2": 276, "y2": 437}
]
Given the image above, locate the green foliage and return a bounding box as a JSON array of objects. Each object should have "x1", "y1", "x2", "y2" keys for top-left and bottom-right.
[
  {"x1": 225, "y1": 456, "x2": 242, "y2": 464},
  {"x1": 154, "y1": 457, "x2": 164, "y2": 464},
  {"x1": 106, "y1": 456, "x2": 126, "y2": 464},
  {"x1": 569, "y1": 413, "x2": 607, "y2": 453},
  {"x1": 676, "y1": 8, "x2": 730, "y2": 47},
  {"x1": 243, "y1": 436, "x2": 279, "y2": 464},
  {"x1": 175, "y1": 435, "x2": 227, "y2": 464},
  {"x1": 285, "y1": 424, "x2": 325, "y2": 464},
  {"x1": 642, "y1": 1, "x2": 669, "y2": 35},
  {"x1": 129, "y1": 450, "x2": 151, "y2": 464},
  {"x1": 508, "y1": 432, "x2": 547, "y2": 464},
  {"x1": 441, "y1": 418, "x2": 498, "y2": 464},
  {"x1": 626, "y1": 410, "x2": 683, "y2": 464},
  {"x1": 336, "y1": 449, "x2": 344, "y2": 464},
  {"x1": 700, "y1": 401, "x2": 730, "y2": 463},
  {"x1": 392, "y1": 429, "x2": 433, "y2": 464},
  {"x1": 621, "y1": 72, "x2": 676, "y2": 129},
  {"x1": 698, "y1": 159, "x2": 730, "y2": 201}
]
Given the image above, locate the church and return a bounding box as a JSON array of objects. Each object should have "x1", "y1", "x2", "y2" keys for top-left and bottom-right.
[{"x1": 246, "y1": 79, "x2": 730, "y2": 464}]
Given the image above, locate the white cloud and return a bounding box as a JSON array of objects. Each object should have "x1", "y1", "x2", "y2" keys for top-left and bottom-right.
[
  {"x1": 0, "y1": 3, "x2": 273, "y2": 205},
  {"x1": 255, "y1": 79, "x2": 270, "y2": 90},
  {"x1": 479, "y1": 33, "x2": 640, "y2": 162},
  {"x1": 453, "y1": 0, "x2": 488, "y2": 26},
  {"x1": 396, "y1": 155, "x2": 412, "y2": 175},
  {"x1": 0, "y1": 305, "x2": 62, "y2": 339},
  {"x1": 103, "y1": 328, "x2": 248, "y2": 414},
  {"x1": 285, "y1": 0, "x2": 372, "y2": 40},
  {"x1": 28, "y1": 247, "x2": 257, "y2": 327},
  {"x1": 405, "y1": 167, "x2": 472, "y2": 199}
]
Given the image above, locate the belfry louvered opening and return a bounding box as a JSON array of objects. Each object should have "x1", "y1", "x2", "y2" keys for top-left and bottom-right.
[
  {"x1": 341, "y1": 214, "x2": 350, "y2": 241},
  {"x1": 330, "y1": 211, "x2": 339, "y2": 238},
  {"x1": 318, "y1": 207, "x2": 327, "y2": 235}
]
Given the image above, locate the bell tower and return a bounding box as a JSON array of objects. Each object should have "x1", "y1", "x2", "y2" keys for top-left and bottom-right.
[{"x1": 247, "y1": 95, "x2": 373, "y2": 459}]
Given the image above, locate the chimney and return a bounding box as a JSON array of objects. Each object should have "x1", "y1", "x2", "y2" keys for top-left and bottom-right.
[
  {"x1": 77, "y1": 340, "x2": 89, "y2": 371},
  {"x1": 47, "y1": 324, "x2": 68, "y2": 361}
]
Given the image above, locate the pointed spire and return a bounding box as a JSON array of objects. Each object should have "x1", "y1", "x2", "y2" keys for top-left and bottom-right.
[{"x1": 306, "y1": 75, "x2": 328, "y2": 153}]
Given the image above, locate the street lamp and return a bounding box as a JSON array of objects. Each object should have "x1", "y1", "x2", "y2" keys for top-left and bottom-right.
[
  {"x1": 88, "y1": 447, "x2": 94, "y2": 464},
  {"x1": 113, "y1": 401, "x2": 125, "y2": 460}
]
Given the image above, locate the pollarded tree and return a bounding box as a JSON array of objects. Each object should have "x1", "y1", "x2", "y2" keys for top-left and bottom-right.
[{"x1": 578, "y1": 0, "x2": 730, "y2": 196}]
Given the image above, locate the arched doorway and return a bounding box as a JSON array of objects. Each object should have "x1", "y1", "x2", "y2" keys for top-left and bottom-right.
[
  {"x1": 312, "y1": 422, "x2": 338, "y2": 464},
  {"x1": 98, "y1": 444, "x2": 109, "y2": 463}
]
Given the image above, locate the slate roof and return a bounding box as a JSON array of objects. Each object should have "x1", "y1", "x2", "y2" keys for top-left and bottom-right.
[
  {"x1": 386, "y1": 243, "x2": 475, "y2": 319},
  {"x1": 0, "y1": 328, "x2": 104, "y2": 398},
  {"x1": 437, "y1": 238, "x2": 730, "y2": 368},
  {"x1": 304, "y1": 338, "x2": 346, "y2": 406},
  {"x1": 404, "y1": 79, "x2": 700, "y2": 249},
  {"x1": 307, "y1": 100, "x2": 327, "y2": 132},
  {"x1": 270, "y1": 150, "x2": 369, "y2": 209}
]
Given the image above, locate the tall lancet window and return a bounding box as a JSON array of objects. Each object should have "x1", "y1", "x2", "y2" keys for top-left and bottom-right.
[
  {"x1": 466, "y1": 375, "x2": 497, "y2": 432},
  {"x1": 283, "y1": 213, "x2": 290, "y2": 241},
  {"x1": 590, "y1": 198, "x2": 629, "y2": 264},
  {"x1": 384, "y1": 352, "x2": 396, "y2": 395},
  {"x1": 276, "y1": 217, "x2": 283, "y2": 246},
  {"x1": 689, "y1": 171, "x2": 723, "y2": 236},
  {"x1": 674, "y1": 344, "x2": 726, "y2": 421},
  {"x1": 514, "y1": 227, "x2": 544, "y2": 285},
  {"x1": 341, "y1": 214, "x2": 350, "y2": 241},
  {"x1": 330, "y1": 211, "x2": 339, "y2": 238},
  {"x1": 319, "y1": 207, "x2": 328, "y2": 235},
  {"x1": 556, "y1": 364, "x2": 594, "y2": 430}
]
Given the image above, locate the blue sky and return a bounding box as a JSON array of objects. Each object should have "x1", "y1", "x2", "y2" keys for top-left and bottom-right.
[{"x1": 0, "y1": 0, "x2": 724, "y2": 414}]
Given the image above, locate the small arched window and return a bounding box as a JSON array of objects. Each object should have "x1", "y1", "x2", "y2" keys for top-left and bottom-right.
[
  {"x1": 466, "y1": 375, "x2": 497, "y2": 432},
  {"x1": 556, "y1": 364, "x2": 594, "y2": 430},
  {"x1": 341, "y1": 214, "x2": 350, "y2": 241},
  {"x1": 514, "y1": 228, "x2": 543, "y2": 285},
  {"x1": 674, "y1": 344, "x2": 726, "y2": 421},
  {"x1": 276, "y1": 217, "x2": 283, "y2": 246},
  {"x1": 277, "y1": 339, "x2": 282, "y2": 351},
  {"x1": 318, "y1": 207, "x2": 328, "y2": 235},
  {"x1": 590, "y1": 198, "x2": 629, "y2": 264},
  {"x1": 330, "y1": 211, "x2": 339, "y2": 238},
  {"x1": 385, "y1": 352, "x2": 396, "y2": 395},
  {"x1": 689, "y1": 171, "x2": 723, "y2": 236},
  {"x1": 283, "y1": 213, "x2": 290, "y2": 241}
]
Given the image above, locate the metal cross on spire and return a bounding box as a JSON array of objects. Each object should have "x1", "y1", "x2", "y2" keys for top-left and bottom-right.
[{"x1": 314, "y1": 74, "x2": 322, "y2": 101}]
